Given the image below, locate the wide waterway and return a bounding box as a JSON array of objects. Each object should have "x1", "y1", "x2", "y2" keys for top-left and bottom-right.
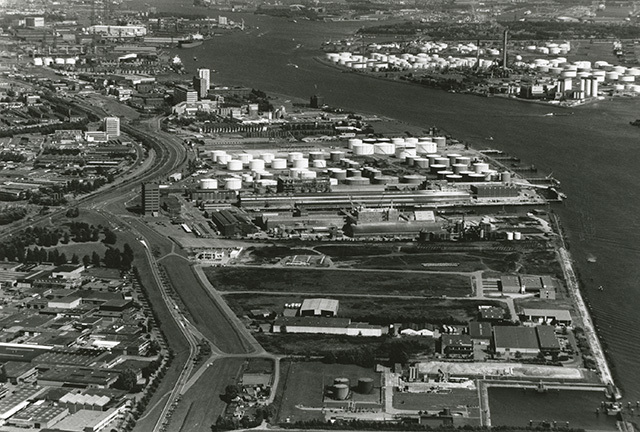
[{"x1": 135, "y1": 0, "x2": 640, "y2": 401}]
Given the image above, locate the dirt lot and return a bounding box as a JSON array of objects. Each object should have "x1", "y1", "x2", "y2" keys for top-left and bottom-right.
[{"x1": 205, "y1": 267, "x2": 472, "y2": 297}]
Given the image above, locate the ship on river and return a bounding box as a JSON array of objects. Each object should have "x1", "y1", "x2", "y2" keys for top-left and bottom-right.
[{"x1": 178, "y1": 33, "x2": 205, "y2": 48}]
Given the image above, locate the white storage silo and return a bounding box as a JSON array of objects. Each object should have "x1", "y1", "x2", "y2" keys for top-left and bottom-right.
[
  {"x1": 348, "y1": 138, "x2": 363, "y2": 149},
  {"x1": 330, "y1": 151, "x2": 345, "y2": 162},
  {"x1": 224, "y1": 178, "x2": 242, "y2": 190},
  {"x1": 261, "y1": 153, "x2": 275, "y2": 164},
  {"x1": 292, "y1": 158, "x2": 309, "y2": 169},
  {"x1": 217, "y1": 153, "x2": 231, "y2": 165},
  {"x1": 313, "y1": 159, "x2": 327, "y2": 168},
  {"x1": 373, "y1": 143, "x2": 395, "y2": 155},
  {"x1": 249, "y1": 159, "x2": 265, "y2": 172},
  {"x1": 433, "y1": 136, "x2": 446, "y2": 147},
  {"x1": 238, "y1": 153, "x2": 253, "y2": 164},
  {"x1": 288, "y1": 152, "x2": 304, "y2": 163},
  {"x1": 416, "y1": 141, "x2": 437, "y2": 154},
  {"x1": 395, "y1": 148, "x2": 416, "y2": 160},
  {"x1": 226, "y1": 160, "x2": 243, "y2": 171},
  {"x1": 199, "y1": 178, "x2": 218, "y2": 189},
  {"x1": 391, "y1": 137, "x2": 405, "y2": 146},
  {"x1": 473, "y1": 162, "x2": 490, "y2": 173},
  {"x1": 271, "y1": 158, "x2": 287, "y2": 169},
  {"x1": 435, "y1": 157, "x2": 450, "y2": 167}
]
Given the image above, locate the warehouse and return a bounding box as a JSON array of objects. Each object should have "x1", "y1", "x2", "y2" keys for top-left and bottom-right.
[
  {"x1": 500, "y1": 275, "x2": 521, "y2": 294},
  {"x1": 6, "y1": 404, "x2": 69, "y2": 429},
  {"x1": 299, "y1": 298, "x2": 339, "y2": 317},
  {"x1": 469, "y1": 321, "x2": 492, "y2": 346},
  {"x1": 344, "y1": 221, "x2": 446, "y2": 239},
  {"x1": 536, "y1": 325, "x2": 561, "y2": 354},
  {"x1": 493, "y1": 326, "x2": 540, "y2": 357},
  {"x1": 272, "y1": 316, "x2": 383, "y2": 337},
  {"x1": 521, "y1": 308, "x2": 573, "y2": 326}
]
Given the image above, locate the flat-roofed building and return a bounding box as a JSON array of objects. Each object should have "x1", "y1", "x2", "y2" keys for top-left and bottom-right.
[
  {"x1": 468, "y1": 321, "x2": 492, "y2": 346},
  {"x1": 141, "y1": 182, "x2": 160, "y2": 216},
  {"x1": 500, "y1": 275, "x2": 521, "y2": 294},
  {"x1": 521, "y1": 308, "x2": 572, "y2": 326},
  {"x1": 493, "y1": 326, "x2": 539, "y2": 357},
  {"x1": 441, "y1": 334, "x2": 473, "y2": 358},
  {"x1": 536, "y1": 325, "x2": 561, "y2": 354},
  {"x1": 7, "y1": 404, "x2": 69, "y2": 429},
  {"x1": 272, "y1": 316, "x2": 383, "y2": 337}
]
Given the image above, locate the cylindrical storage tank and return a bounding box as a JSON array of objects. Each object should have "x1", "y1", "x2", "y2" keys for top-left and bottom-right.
[
  {"x1": 226, "y1": 159, "x2": 243, "y2": 171},
  {"x1": 353, "y1": 143, "x2": 374, "y2": 156},
  {"x1": 437, "y1": 170, "x2": 453, "y2": 180},
  {"x1": 429, "y1": 164, "x2": 447, "y2": 174},
  {"x1": 289, "y1": 168, "x2": 303, "y2": 179},
  {"x1": 447, "y1": 153, "x2": 461, "y2": 165},
  {"x1": 391, "y1": 137, "x2": 405, "y2": 146},
  {"x1": 347, "y1": 168, "x2": 361, "y2": 177},
  {"x1": 514, "y1": 231, "x2": 522, "y2": 241},
  {"x1": 468, "y1": 173, "x2": 486, "y2": 182},
  {"x1": 402, "y1": 175, "x2": 426, "y2": 184},
  {"x1": 473, "y1": 162, "x2": 490, "y2": 173},
  {"x1": 433, "y1": 136, "x2": 446, "y2": 147},
  {"x1": 446, "y1": 174, "x2": 463, "y2": 182},
  {"x1": 199, "y1": 178, "x2": 218, "y2": 189},
  {"x1": 333, "y1": 384, "x2": 349, "y2": 400},
  {"x1": 613, "y1": 65, "x2": 626, "y2": 74},
  {"x1": 271, "y1": 158, "x2": 288, "y2": 170},
  {"x1": 502, "y1": 171, "x2": 512, "y2": 184},
  {"x1": 309, "y1": 151, "x2": 325, "y2": 161},
  {"x1": 395, "y1": 148, "x2": 416, "y2": 160},
  {"x1": 259, "y1": 179, "x2": 278, "y2": 187},
  {"x1": 217, "y1": 154, "x2": 231, "y2": 165},
  {"x1": 416, "y1": 141, "x2": 437, "y2": 154},
  {"x1": 456, "y1": 156, "x2": 471, "y2": 166},
  {"x1": 242, "y1": 174, "x2": 254, "y2": 183},
  {"x1": 224, "y1": 177, "x2": 242, "y2": 190},
  {"x1": 211, "y1": 150, "x2": 227, "y2": 160},
  {"x1": 332, "y1": 169, "x2": 347, "y2": 180},
  {"x1": 249, "y1": 159, "x2": 265, "y2": 172},
  {"x1": 435, "y1": 157, "x2": 450, "y2": 167},
  {"x1": 358, "y1": 378, "x2": 375, "y2": 395},
  {"x1": 620, "y1": 75, "x2": 635, "y2": 83},
  {"x1": 427, "y1": 154, "x2": 441, "y2": 165},
  {"x1": 414, "y1": 158, "x2": 429, "y2": 169},
  {"x1": 348, "y1": 138, "x2": 363, "y2": 149},
  {"x1": 363, "y1": 138, "x2": 376, "y2": 145},
  {"x1": 452, "y1": 163, "x2": 467, "y2": 174},
  {"x1": 405, "y1": 156, "x2": 416, "y2": 167},
  {"x1": 261, "y1": 152, "x2": 275, "y2": 163},
  {"x1": 373, "y1": 143, "x2": 395, "y2": 155},
  {"x1": 288, "y1": 152, "x2": 304, "y2": 163},
  {"x1": 313, "y1": 159, "x2": 327, "y2": 168},
  {"x1": 506, "y1": 231, "x2": 514, "y2": 241},
  {"x1": 238, "y1": 153, "x2": 253, "y2": 164},
  {"x1": 300, "y1": 170, "x2": 317, "y2": 179},
  {"x1": 330, "y1": 151, "x2": 345, "y2": 163},
  {"x1": 345, "y1": 176, "x2": 370, "y2": 186},
  {"x1": 405, "y1": 137, "x2": 419, "y2": 146},
  {"x1": 372, "y1": 175, "x2": 397, "y2": 185},
  {"x1": 292, "y1": 158, "x2": 309, "y2": 169},
  {"x1": 605, "y1": 71, "x2": 619, "y2": 81}
]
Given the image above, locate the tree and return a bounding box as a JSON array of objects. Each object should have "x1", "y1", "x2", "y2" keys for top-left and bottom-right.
[
  {"x1": 114, "y1": 368, "x2": 138, "y2": 392},
  {"x1": 92, "y1": 251, "x2": 101, "y2": 267},
  {"x1": 82, "y1": 254, "x2": 91, "y2": 267},
  {"x1": 103, "y1": 229, "x2": 117, "y2": 245},
  {"x1": 389, "y1": 349, "x2": 410, "y2": 366},
  {"x1": 71, "y1": 253, "x2": 80, "y2": 264}
]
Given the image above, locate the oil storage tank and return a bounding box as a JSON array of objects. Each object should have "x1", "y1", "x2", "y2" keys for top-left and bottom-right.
[
  {"x1": 358, "y1": 378, "x2": 375, "y2": 394},
  {"x1": 333, "y1": 384, "x2": 349, "y2": 400}
]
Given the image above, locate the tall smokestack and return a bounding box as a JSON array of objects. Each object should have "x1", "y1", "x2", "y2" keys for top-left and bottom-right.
[{"x1": 503, "y1": 28, "x2": 508, "y2": 71}]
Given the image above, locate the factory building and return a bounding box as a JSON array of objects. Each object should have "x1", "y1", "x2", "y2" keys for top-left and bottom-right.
[
  {"x1": 492, "y1": 326, "x2": 540, "y2": 357},
  {"x1": 87, "y1": 25, "x2": 147, "y2": 38},
  {"x1": 520, "y1": 308, "x2": 572, "y2": 326},
  {"x1": 174, "y1": 85, "x2": 198, "y2": 104},
  {"x1": 277, "y1": 176, "x2": 331, "y2": 194},
  {"x1": 299, "y1": 298, "x2": 339, "y2": 317},
  {"x1": 210, "y1": 209, "x2": 258, "y2": 237},
  {"x1": 344, "y1": 221, "x2": 445, "y2": 239},
  {"x1": 536, "y1": 325, "x2": 561, "y2": 354},
  {"x1": 272, "y1": 316, "x2": 383, "y2": 337},
  {"x1": 141, "y1": 183, "x2": 160, "y2": 216},
  {"x1": 500, "y1": 275, "x2": 557, "y2": 299},
  {"x1": 468, "y1": 321, "x2": 492, "y2": 346}
]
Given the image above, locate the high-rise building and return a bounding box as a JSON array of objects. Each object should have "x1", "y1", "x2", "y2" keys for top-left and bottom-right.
[
  {"x1": 310, "y1": 94, "x2": 325, "y2": 108},
  {"x1": 193, "y1": 77, "x2": 208, "y2": 99},
  {"x1": 174, "y1": 85, "x2": 198, "y2": 104},
  {"x1": 198, "y1": 68, "x2": 210, "y2": 88},
  {"x1": 141, "y1": 183, "x2": 160, "y2": 216},
  {"x1": 103, "y1": 117, "x2": 120, "y2": 138}
]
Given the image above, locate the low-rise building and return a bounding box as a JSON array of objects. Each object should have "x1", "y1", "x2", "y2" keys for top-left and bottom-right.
[
  {"x1": 440, "y1": 334, "x2": 473, "y2": 358},
  {"x1": 299, "y1": 298, "x2": 339, "y2": 317},
  {"x1": 272, "y1": 316, "x2": 383, "y2": 337},
  {"x1": 493, "y1": 326, "x2": 539, "y2": 357},
  {"x1": 468, "y1": 321, "x2": 492, "y2": 346},
  {"x1": 521, "y1": 308, "x2": 572, "y2": 327}
]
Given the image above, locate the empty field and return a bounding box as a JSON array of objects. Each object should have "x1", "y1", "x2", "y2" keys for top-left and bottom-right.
[{"x1": 205, "y1": 267, "x2": 471, "y2": 297}]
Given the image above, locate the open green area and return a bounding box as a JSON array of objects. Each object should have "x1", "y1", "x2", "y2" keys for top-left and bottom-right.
[
  {"x1": 225, "y1": 293, "x2": 507, "y2": 326},
  {"x1": 276, "y1": 361, "x2": 381, "y2": 424},
  {"x1": 245, "y1": 357, "x2": 275, "y2": 375},
  {"x1": 206, "y1": 267, "x2": 471, "y2": 297},
  {"x1": 245, "y1": 246, "x2": 320, "y2": 264}
]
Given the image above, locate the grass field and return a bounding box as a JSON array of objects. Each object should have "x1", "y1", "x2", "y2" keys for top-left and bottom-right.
[
  {"x1": 226, "y1": 293, "x2": 506, "y2": 326},
  {"x1": 276, "y1": 361, "x2": 381, "y2": 424},
  {"x1": 160, "y1": 255, "x2": 249, "y2": 354},
  {"x1": 165, "y1": 358, "x2": 245, "y2": 432},
  {"x1": 205, "y1": 267, "x2": 471, "y2": 297},
  {"x1": 245, "y1": 357, "x2": 275, "y2": 374}
]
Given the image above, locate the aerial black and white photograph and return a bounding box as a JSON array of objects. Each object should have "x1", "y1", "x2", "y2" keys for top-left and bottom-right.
[{"x1": 0, "y1": 0, "x2": 638, "y2": 431}]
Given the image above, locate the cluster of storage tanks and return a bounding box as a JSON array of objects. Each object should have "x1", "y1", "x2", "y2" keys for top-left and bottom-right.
[
  {"x1": 505, "y1": 231, "x2": 524, "y2": 241},
  {"x1": 524, "y1": 41, "x2": 572, "y2": 56},
  {"x1": 325, "y1": 51, "x2": 496, "y2": 72},
  {"x1": 197, "y1": 135, "x2": 506, "y2": 191},
  {"x1": 33, "y1": 57, "x2": 78, "y2": 66},
  {"x1": 526, "y1": 58, "x2": 640, "y2": 93},
  {"x1": 330, "y1": 377, "x2": 375, "y2": 400}
]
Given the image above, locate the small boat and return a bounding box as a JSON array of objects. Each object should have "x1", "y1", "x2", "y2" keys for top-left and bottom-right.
[
  {"x1": 605, "y1": 402, "x2": 622, "y2": 416},
  {"x1": 598, "y1": 285, "x2": 604, "y2": 291},
  {"x1": 193, "y1": 56, "x2": 198, "y2": 61},
  {"x1": 287, "y1": 63, "x2": 299, "y2": 69},
  {"x1": 587, "y1": 255, "x2": 597, "y2": 263}
]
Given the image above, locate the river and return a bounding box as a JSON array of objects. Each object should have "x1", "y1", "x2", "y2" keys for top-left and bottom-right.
[{"x1": 135, "y1": 0, "x2": 640, "y2": 401}]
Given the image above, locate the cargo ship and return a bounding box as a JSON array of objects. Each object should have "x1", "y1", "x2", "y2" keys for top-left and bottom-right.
[{"x1": 178, "y1": 33, "x2": 204, "y2": 49}]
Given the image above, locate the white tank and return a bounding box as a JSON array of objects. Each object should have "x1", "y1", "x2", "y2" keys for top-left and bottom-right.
[
  {"x1": 549, "y1": 67, "x2": 563, "y2": 75},
  {"x1": 289, "y1": 168, "x2": 303, "y2": 178},
  {"x1": 313, "y1": 159, "x2": 327, "y2": 168},
  {"x1": 353, "y1": 143, "x2": 374, "y2": 156},
  {"x1": 405, "y1": 137, "x2": 419, "y2": 146},
  {"x1": 348, "y1": 138, "x2": 363, "y2": 149},
  {"x1": 414, "y1": 158, "x2": 429, "y2": 168},
  {"x1": 224, "y1": 178, "x2": 242, "y2": 190},
  {"x1": 391, "y1": 137, "x2": 406, "y2": 145},
  {"x1": 605, "y1": 72, "x2": 619, "y2": 81},
  {"x1": 374, "y1": 143, "x2": 395, "y2": 155},
  {"x1": 416, "y1": 141, "x2": 437, "y2": 154},
  {"x1": 216, "y1": 154, "x2": 231, "y2": 165},
  {"x1": 258, "y1": 179, "x2": 278, "y2": 187},
  {"x1": 433, "y1": 136, "x2": 446, "y2": 147},
  {"x1": 249, "y1": 159, "x2": 265, "y2": 171},
  {"x1": 226, "y1": 160, "x2": 243, "y2": 171},
  {"x1": 612, "y1": 65, "x2": 627, "y2": 74},
  {"x1": 271, "y1": 158, "x2": 287, "y2": 169},
  {"x1": 309, "y1": 151, "x2": 325, "y2": 160},
  {"x1": 238, "y1": 153, "x2": 253, "y2": 164},
  {"x1": 473, "y1": 162, "x2": 490, "y2": 173},
  {"x1": 514, "y1": 232, "x2": 522, "y2": 241},
  {"x1": 199, "y1": 178, "x2": 218, "y2": 189},
  {"x1": 300, "y1": 170, "x2": 317, "y2": 179},
  {"x1": 468, "y1": 173, "x2": 486, "y2": 182},
  {"x1": 506, "y1": 232, "x2": 514, "y2": 241},
  {"x1": 452, "y1": 164, "x2": 467, "y2": 174},
  {"x1": 261, "y1": 153, "x2": 275, "y2": 163},
  {"x1": 242, "y1": 174, "x2": 254, "y2": 183},
  {"x1": 502, "y1": 172, "x2": 512, "y2": 184},
  {"x1": 620, "y1": 75, "x2": 635, "y2": 83},
  {"x1": 455, "y1": 156, "x2": 471, "y2": 166},
  {"x1": 626, "y1": 68, "x2": 640, "y2": 76},
  {"x1": 33, "y1": 58, "x2": 43, "y2": 66},
  {"x1": 288, "y1": 152, "x2": 304, "y2": 162},
  {"x1": 447, "y1": 153, "x2": 461, "y2": 165},
  {"x1": 395, "y1": 148, "x2": 416, "y2": 160},
  {"x1": 292, "y1": 158, "x2": 309, "y2": 169},
  {"x1": 435, "y1": 157, "x2": 450, "y2": 167}
]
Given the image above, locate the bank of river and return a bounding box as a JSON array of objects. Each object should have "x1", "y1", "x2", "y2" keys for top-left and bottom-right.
[{"x1": 132, "y1": 0, "x2": 640, "y2": 402}]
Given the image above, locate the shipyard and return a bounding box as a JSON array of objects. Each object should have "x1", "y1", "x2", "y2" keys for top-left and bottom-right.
[{"x1": 0, "y1": 0, "x2": 637, "y2": 432}]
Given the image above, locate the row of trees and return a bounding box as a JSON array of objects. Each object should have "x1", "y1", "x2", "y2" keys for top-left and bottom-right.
[{"x1": 0, "y1": 206, "x2": 27, "y2": 225}]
